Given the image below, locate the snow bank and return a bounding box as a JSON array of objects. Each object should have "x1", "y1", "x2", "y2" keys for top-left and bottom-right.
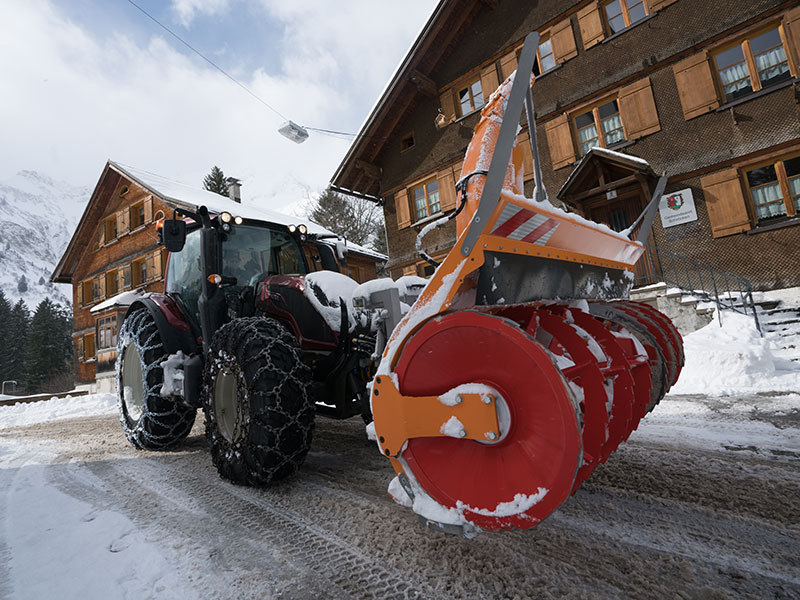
[
  {"x1": 669, "y1": 312, "x2": 800, "y2": 396},
  {"x1": 0, "y1": 394, "x2": 117, "y2": 429}
]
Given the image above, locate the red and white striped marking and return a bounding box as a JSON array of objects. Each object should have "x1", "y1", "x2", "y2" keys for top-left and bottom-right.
[{"x1": 490, "y1": 205, "x2": 559, "y2": 245}]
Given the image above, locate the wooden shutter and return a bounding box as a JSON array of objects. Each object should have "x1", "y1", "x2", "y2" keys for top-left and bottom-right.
[
  {"x1": 673, "y1": 52, "x2": 720, "y2": 120},
  {"x1": 451, "y1": 160, "x2": 464, "y2": 183},
  {"x1": 120, "y1": 265, "x2": 131, "y2": 290},
  {"x1": 395, "y1": 189, "x2": 411, "y2": 230},
  {"x1": 545, "y1": 114, "x2": 576, "y2": 170},
  {"x1": 402, "y1": 264, "x2": 418, "y2": 276},
  {"x1": 153, "y1": 251, "x2": 163, "y2": 279},
  {"x1": 618, "y1": 77, "x2": 661, "y2": 140},
  {"x1": 551, "y1": 18, "x2": 578, "y2": 63},
  {"x1": 116, "y1": 209, "x2": 130, "y2": 235},
  {"x1": 499, "y1": 51, "x2": 518, "y2": 80},
  {"x1": 516, "y1": 131, "x2": 534, "y2": 182},
  {"x1": 437, "y1": 168, "x2": 458, "y2": 212},
  {"x1": 649, "y1": 0, "x2": 678, "y2": 10},
  {"x1": 480, "y1": 64, "x2": 500, "y2": 103},
  {"x1": 701, "y1": 168, "x2": 751, "y2": 238},
  {"x1": 439, "y1": 89, "x2": 456, "y2": 124},
  {"x1": 783, "y1": 6, "x2": 800, "y2": 77},
  {"x1": 144, "y1": 196, "x2": 153, "y2": 223},
  {"x1": 76, "y1": 281, "x2": 83, "y2": 306},
  {"x1": 577, "y1": 2, "x2": 604, "y2": 50}
]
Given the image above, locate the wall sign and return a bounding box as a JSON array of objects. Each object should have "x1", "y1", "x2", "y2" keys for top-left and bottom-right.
[{"x1": 659, "y1": 188, "x2": 698, "y2": 228}]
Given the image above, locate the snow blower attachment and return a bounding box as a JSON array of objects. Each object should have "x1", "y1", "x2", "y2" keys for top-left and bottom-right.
[{"x1": 370, "y1": 32, "x2": 683, "y2": 534}]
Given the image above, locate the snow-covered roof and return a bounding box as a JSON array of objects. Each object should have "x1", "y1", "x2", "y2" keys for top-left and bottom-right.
[
  {"x1": 556, "y1": 147, "x2": 656, "y2": 201},
  {"x1": 90, "y1": 289, "x2": 144, "y2": 314},
  {"x1": 108, "y1": 161, "x2": 387, "y2": 261}
]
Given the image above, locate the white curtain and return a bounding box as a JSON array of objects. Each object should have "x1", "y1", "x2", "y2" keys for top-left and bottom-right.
[
  {"x1": 720, "y1": 62, "x2": 750, "y2": 96},
  {"x1": 578, "y1": 124, "x2": 598, "y2": 154},
  {"x1": 602, "y1": 114, "x2": 625, "y2": 145},
  {"x1": 789, "y1": 175, "x2": 800, "y2": 211},
  {"x1": 755, "y1": 46, "x2": 788, "y2": 82},
  {"x1": 751, "y1": 182, "x2": 786, "y2": 219}
]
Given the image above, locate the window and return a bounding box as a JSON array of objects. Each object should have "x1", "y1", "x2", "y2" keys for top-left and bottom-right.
[
  {"x1": 714, "y1": 27, "x2": 791, "y2": 103},
  {"x1": 603, "y1": 0, "x2": 648, "y2": 34},
  {"x1": 120, "y1": 265, "x2": 132, "y2": 290},
  {"x1": 745, "y1": 155, "x2": 800, "y2": 222},
  {"x1": 76, "y1": 337, "x2": 85, "y2": 361},
  {"x1": 575, "y1": 99, "x2": 626, "y2": 155},
  {"x1": 532, "y1": 37, "x2": 556, "y2": 76},
  {"x1": 457, "y1": 79, "x2": 484, "y2": 117},
  {"x1": 132, "y1": 258, "x2": 147, "y2": 287},
  {"x1": 130, "y1": 202, "x2": 145, "y2": 229},
  {"x1": 401, "y1": 132, "x2": 415, "y2": 151},
  {"x1": 412, "y1": 180, "x2": 441, "y2": 220},
  {"x1": 97, "y1": 316, "x2": 117, "y2": 350},
  {"x1": 92, "y1": 276, "x2": 104, "y2": 301}
]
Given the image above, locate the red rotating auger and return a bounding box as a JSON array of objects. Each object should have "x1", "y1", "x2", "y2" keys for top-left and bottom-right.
[{"x1": 370, "y1": 32, "x2": 683, "y2": 535}]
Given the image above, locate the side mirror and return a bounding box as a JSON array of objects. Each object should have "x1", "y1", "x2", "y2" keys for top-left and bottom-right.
[{"x1": 160, "y1": 219, "x2": 187, "y2": 252}]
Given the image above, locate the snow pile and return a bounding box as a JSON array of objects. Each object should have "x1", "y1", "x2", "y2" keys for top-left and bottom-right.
[
  {"x1": 90, "y1": 289, "x2": 143, "y2": 314},
  {"x1": 303, "y1": 271, "x2": 360, "y2": 332},
  {"x1": 0, "y1": 393, "x2": 117, "y2": 429},
  {"x1": 669, "y1": 312, "x2": 800, "y2": 396}
]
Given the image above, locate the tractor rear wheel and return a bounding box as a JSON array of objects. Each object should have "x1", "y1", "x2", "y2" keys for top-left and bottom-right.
[
  {"x1": 117, "y1": 307, "x2": 196, "y2": 449},
  {"x1": 203, "y1": 317, "x2": 314, "y2": 486}
]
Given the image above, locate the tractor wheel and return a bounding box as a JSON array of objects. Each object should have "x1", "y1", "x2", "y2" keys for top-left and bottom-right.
[
  {"x1": 203, "y1": 317, "x2": 314, "y2": 486},
  {"x1": 116, "y1": 307, "x2": 196, "y2": 449}
]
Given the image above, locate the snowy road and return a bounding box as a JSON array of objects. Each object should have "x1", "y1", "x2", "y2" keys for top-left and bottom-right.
[{"x1": 1, "y1": 393, "x2": 798, "y2": 599}]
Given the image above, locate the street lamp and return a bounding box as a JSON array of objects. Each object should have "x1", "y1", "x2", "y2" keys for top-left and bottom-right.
[{"x1": 278, "y1": 120, "x2": 309, "y2": 144}]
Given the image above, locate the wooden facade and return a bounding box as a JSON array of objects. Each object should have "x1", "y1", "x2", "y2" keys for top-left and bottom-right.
[{"x1": 332, "y1": 0, "x2": 800, "y2": 291}]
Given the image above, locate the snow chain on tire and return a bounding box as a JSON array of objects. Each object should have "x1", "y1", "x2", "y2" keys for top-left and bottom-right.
[
  {"x1": 116, "y1": 307, "x2": 196, "y2": 449},
  {"x1": 203, "y1": 317, "x2": 314, "y2": 486}
]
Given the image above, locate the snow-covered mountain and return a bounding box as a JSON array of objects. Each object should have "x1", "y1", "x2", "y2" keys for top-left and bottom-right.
[{"x1": 0, "y1": 171, "x2": 90, "y2": 310}]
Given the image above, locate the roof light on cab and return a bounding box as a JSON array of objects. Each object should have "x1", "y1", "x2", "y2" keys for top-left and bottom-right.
[{"x1": 220, "y1": 212, "x2": 233, "y2": 223}]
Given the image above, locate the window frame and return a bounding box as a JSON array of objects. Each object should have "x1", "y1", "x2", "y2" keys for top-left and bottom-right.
[
  {"x1": 129, "y1": 202, "x2": 146, "y2": 230},
  {"x1": 455, "y1": 76, "x2": 485, "y2": 118},
  {"x1": 96, "y1": 315, "x2": 118, "y2": 351},
  {"x1": 743, "y1": 152, "x2": 800, "y2": 224},
  {"x1": 410, "y1": 178, "x2": 442, "y2": 222},
  {"x1": 712, "y1": 23, "x2": 793, "y2": 103},
  {"x1": 572, "y1": 96, "x2": 627, "y2": 156},
  {"x1": 602, "y1": 0, "x2": 650, "y2": 35}
]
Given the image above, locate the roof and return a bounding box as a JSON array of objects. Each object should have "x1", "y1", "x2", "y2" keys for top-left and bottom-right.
[
  {"x1": 330, "y1": 0, "x2": 484, "y2": 198},
  {"x1": 556, "y1": 147, "x2": 657, "y2": 201},
  {"x1": 52, "y1": 161, "x2": 386, "y2": 283}
]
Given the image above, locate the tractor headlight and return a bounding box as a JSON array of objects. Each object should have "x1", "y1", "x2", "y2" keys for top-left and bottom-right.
[
  {"x1": 221, "y1": 223, "x2": 231, "y2": 232},
  {"x1": 298, "y1": 224, "x2": 308, "y2": 235},
  {"x1": 234, "y1": 215, "x2": 244, "y2": 225},
  {"x1": 288, "y1": 224, "x2": 297, "y2": 233},
  {"x1": 220, "y1": 212, "x2": 233, "y2": 223}
]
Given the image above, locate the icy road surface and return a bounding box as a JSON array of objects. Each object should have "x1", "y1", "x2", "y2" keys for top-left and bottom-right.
[{"x1": 1, "y1": 393, "x2": 798, "y2": 599}]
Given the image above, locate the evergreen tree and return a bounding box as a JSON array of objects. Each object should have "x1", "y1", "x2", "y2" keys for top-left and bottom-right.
[
  {"x1": 7, "y1": 300, "x2": 30, "y2": 389},
  {"x1": 306, "y1": 188, "x2": 384, "y2": 250},
  {"x1": 0, "y1": 290, "x2": 12, "y2": 382},
  {"x1": 17, "y1": 274, "x2": 28, "y2": 293},
  {"x1": 203, "y1": 166, "x2": 229, "y2": 196},
  {"x1": 24, "y1": 299, "x2": 72, "y2": 393}
]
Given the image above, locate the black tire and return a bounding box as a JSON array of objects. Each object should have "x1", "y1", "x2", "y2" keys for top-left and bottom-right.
[
  {"x1": 203, "y1": 317, "x2": 314, "y2": 486},
  {"x1": 116, "y1": 307, "x2": 196, "y2": 449}
]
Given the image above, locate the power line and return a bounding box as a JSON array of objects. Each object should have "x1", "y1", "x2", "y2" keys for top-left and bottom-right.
[{"x1": 124, "y1": 0, "x2": 288, "y2": 122}]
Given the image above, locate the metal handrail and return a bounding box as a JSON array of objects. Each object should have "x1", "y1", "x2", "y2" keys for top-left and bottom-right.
[{"x1": 635, "y1": 243, "x2": 762, "y2": 334}]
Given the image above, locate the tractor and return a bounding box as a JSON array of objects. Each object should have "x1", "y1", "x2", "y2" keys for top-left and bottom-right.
[{"x1": 116, "y1": 32, "x2": 683, "y2": 534}]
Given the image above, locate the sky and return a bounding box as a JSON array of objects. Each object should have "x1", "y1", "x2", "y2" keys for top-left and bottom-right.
[{"x1": 0, "y1": 0, "x2": 436, "y2": 215}]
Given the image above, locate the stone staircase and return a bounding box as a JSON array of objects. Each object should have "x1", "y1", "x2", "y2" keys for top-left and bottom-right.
[{"x1": 630, "y1": 283, "x2": 800, "y2": 363}]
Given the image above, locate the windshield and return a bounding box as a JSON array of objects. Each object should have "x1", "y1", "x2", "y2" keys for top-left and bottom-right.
[{"x1": 222, "y1": 224, "x2": 307, "y2": 284}]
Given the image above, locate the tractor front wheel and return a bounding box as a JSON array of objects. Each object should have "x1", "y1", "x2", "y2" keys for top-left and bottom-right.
[
  {"x1": 117, "y1": 307, "x2": 196, "y2": 449},
  {"x1": 203, "y1": 317, "x2": 314, "y2": 486}
]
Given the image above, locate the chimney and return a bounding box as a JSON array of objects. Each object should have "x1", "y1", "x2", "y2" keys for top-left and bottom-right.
[{"x1": 226, "y1": 177, "x2": 242, "y2": 203}]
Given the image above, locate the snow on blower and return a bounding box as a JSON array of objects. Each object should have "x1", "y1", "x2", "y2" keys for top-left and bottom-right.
[{"x1": 114, "y1": 32, "x2": 682, "y2": 536}]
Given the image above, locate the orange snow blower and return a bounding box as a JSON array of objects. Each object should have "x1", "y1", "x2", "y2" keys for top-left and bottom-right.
[{"x1": 370, "y1": 32, "x2": 683, "y2": 534}]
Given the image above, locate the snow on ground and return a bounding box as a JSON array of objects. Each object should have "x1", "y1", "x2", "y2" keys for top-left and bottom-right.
[
  {"x1": 668, "y1": 311, "x2": 800, "y2": 396},
  {"x1": 0, "y1": 394, "x2": 117, "y2": 430}
]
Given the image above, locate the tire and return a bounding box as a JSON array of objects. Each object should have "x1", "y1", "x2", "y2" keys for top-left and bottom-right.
[
  {"x1": 116, "y1": 307, "x2": 196, "y2": 449},
  {"x1": 203, "y1": 317, "x2": 314, "y2": 486}
]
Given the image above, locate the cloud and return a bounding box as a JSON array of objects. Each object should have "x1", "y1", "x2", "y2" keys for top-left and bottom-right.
[
  {"x1": 172, "y1": 0, "x2": 231, "y2": 28},
  {"x1": 0, "y1": 0, "x2": 433, "y2": 217}
]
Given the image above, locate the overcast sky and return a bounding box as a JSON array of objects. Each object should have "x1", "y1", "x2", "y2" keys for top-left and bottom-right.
[{"x1": 0, "y1": 0, "x2": 436, "y2": 215}]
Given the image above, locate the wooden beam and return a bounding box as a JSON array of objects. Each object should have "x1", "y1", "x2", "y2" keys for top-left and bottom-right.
[
  {"x1": 567, "y1": 174, "x2": 640, "y2": 203},
  {"x1": 480, "y1": 0, "x2": 499, "y2": 9},
  {"x1": 409, "y1": 69, "x2": 438, "y2": 97},
  {"x1": 355, "y1": 159, "x2": 382, "y2": 181}
]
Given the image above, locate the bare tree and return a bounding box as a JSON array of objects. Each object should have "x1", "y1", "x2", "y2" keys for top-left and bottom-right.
[{"x1": 305, "y1": 188, "x2": 384, "y2": 251}]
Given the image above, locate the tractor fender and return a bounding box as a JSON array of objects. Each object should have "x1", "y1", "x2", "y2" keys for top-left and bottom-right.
[{"x1": 124, "y1": 295, "x2": 198, "y2": 356}]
